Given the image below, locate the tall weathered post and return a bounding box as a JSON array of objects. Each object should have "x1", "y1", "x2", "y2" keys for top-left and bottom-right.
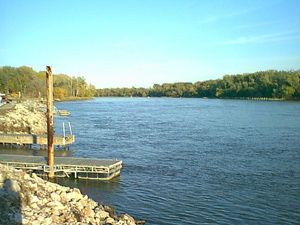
[{"x1": 46, "y1": 66, "x2": 54, "y2": 178}]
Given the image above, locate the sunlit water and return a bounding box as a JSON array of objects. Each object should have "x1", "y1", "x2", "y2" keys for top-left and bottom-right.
[{"x1": 2, "y1": 98, "x2": 300, "y2": 224}]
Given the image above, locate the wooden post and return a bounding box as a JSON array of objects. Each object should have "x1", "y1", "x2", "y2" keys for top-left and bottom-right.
[{"x1": 46, "y1": 66, "x2": 54, "y2": 178}]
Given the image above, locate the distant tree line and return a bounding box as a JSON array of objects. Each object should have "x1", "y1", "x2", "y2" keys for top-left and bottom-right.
[
  {"x1": 96, "y1": 70, "x2": 300, "y2": 100},
  {"x1": 1, "y1": 67, "x2": 299, "y2": 100},
  {"x1": 0, "y1": 66, "x2": 96, "y2": 99}
]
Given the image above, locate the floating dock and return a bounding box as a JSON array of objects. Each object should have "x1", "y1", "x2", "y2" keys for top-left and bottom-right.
[
  {"x1": 0, "y1": 154, "x2": 122, "y2": 180},
  {"x1": 0, "y1": 133, "x2": 75, "y2": 147}
]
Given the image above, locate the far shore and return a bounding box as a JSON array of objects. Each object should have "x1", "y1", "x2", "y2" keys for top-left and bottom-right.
[
  {"x1": 3, "y1": 96, "x2": 300, "y2": 104},
  {"x1": 94, "y1": 96, "x2": 299, "y2": 101},
  {"x1": 55, "y1": 96, "x2": 94, "y2": 102}
]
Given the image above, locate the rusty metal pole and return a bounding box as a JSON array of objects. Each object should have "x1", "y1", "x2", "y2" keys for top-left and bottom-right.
[{"x1": 46, "y1": 66, "x2": 54, "y2": 178}]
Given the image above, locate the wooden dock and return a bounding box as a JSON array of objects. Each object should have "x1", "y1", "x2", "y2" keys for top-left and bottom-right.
[
  {"x1": 0, "y1": 154, "x2": 122, "y2": 180},
  {"x1": 0, "y1": 133, "x2": 75, "y2": 146}
]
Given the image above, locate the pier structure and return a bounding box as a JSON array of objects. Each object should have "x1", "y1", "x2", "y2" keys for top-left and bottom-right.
[
  {"x1": 0, "y1": 66, "x2": 123, "y2": 180},
  {"x1": 0, "y1": 154, "x2": 122, "y2": 180},
  {"x1": 0, "y1": 133, "x2": 75, "y2": 148}
]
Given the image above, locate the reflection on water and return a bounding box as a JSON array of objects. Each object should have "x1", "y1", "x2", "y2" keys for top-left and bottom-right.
[{"x1": 54, "y1": 176, "x2": 121, "y2": 205}]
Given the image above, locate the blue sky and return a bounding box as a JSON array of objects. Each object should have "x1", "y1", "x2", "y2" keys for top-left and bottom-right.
[{"x1": 1, "y1": 0, "x2": 300, "y2": 88}]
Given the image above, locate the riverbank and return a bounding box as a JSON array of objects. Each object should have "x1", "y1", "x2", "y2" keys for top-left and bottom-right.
[
  {"x1": 0, "y1": 97, "x2": 93, "y2": 133},
  {"x1": 0, "y1": 164, "x2": 138, "y2": 225},
  {"x1": 56, "y1": 96, "x2": 94, "y2": 102},
  {"x1": 0, "y1": 100, "x2": 46, "y2": 134}
]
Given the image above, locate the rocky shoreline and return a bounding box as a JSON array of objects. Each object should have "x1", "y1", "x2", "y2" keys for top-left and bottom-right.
[
  {"x1": 0, "y1": 100, "x2": 47, "y2": 135},
  {"x1": 0, "y1": 164, "x2": 138, "y2": 225}
]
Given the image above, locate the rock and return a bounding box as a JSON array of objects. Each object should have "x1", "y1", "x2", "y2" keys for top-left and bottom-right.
[
  {"x1": 22, "y1": 218, "x2": 29, "y2": 224},
  {"x1": 47, "y1": 201, "x2": 65, "y2": 210},
  {"x1": 0, "y1": 173, "x2": 4, "y2": 183},
  {"x1": 28, "y1": 181, "x2": 38, "y2": 191},
  {"x1": 31, "y1": 173, "x2": 40, "y2": 181},
  {"x1": 30, "y1": 203, "x2": 39, "y2": 209},
  {"x1": 30, "y1": 220, "x2": 41, "y2": 225},
  {"x1": 50, "y1": 192, "x2": 61, "y2": 202},
  {"x1": 88, "y1": 199, "x2": 98, "y2": 209},
  {"x1": 46, "y1": 183, "x2": 57, "y2": 193},
  {"x1": 23, "y1": 173, "x2": 31, "y2": 180},
  {"x1": 24, "y1": 210, "x2": 33, "y2": 217},
  {"x1": 43, "y1": 217, "x2": 52, "y2": 225},
  {"x1": 37, "y1": 216, "x2": 44, "y2": 222},
  {"x1": 96, "y1": 210, "x2": 109, "y2": 220},
  {"x1": 50, "y1": 209, "x2": 61, "y2": 216},
  {"x1": 106, "y1": 217, "x2": 116, "y2": 225},
  {"x1": 73, "y1": 188, "x2": 81, "y2": 194},
  {"x1": 65, "y1": 191, "x2": 82, "y2": 202},
  {"x1": 120, "y1": 214, "x2": 136, "y2": 225},
  {"x1": 60, "y1": 191, "x2": 67, "y2": 202},
  {"x1": 94, "y1": 205, "x2": 104, "y2": 213},
  {"x1": 81, "y1": 205, "x2": 94, "y2": 217},
  {"x1": 30, "y1": 195, "x2": 39, "y2": 203},
  {"x1": 0, "y1": 100, "x2": 47, "y2": 134},
  {"x1": 41, "y1": 197, "x2": 49, "y2": 205},
  {"x1": 104, "y1": 205, "x2": 116, "y2": 217}
]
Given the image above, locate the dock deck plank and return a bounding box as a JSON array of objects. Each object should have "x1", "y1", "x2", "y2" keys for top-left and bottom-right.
[
  {"x1": 0, "y1": 154, "x2": 122, "y2": 180},
  {"x1": 0, "y1": 154, "x2": 119, "y2": 167}
]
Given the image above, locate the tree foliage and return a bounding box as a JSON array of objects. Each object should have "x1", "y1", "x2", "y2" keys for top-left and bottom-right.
[
  {"x1": 96, "y1": 70, "x2": 300, "y2": 100},
  {"x1": 1, "y1": 67, "x2": 299, "y2": 100},
  {"x1": 0, "y1": 66, "x2": 96, "y2": 99}
]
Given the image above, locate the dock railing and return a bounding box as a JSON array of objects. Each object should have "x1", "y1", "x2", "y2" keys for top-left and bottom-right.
[{"x1": 0, "y1": 154, "x2": 122, "y2": 180}]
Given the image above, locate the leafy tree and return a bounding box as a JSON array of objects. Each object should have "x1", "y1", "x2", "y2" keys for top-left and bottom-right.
[
  {"x1": 0, "y1": 66, "x2": 95, "y2": 99},
  {"x1": 96, "y1": 70, "x2": 300, "y2": 100}
]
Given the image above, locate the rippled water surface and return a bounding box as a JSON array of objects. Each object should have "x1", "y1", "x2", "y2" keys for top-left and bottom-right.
[{"x1": 7, "y1": 98, "x2": 300, "y2": 224}]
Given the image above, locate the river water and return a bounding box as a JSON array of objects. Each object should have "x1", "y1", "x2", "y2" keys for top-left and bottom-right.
[{"x1": 3, "y1": 98, "x2": 300, "y2": 224}]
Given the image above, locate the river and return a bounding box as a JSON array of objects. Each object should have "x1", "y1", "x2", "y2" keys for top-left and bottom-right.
[{"x1": 4, "y1": 98, "x2": 300, "y2": 224}]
